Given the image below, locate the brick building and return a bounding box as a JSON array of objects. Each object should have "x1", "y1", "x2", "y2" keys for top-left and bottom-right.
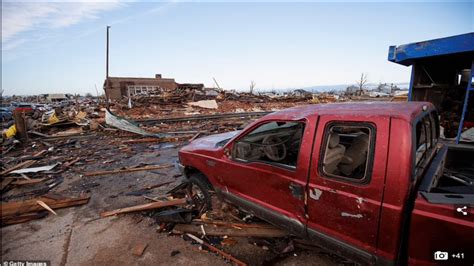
[{"x1": 104, "y1": 74, "x2": 203, "y2": 100}]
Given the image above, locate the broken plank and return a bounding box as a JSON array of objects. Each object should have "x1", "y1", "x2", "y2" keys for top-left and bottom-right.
[
  {"x1": 100, "y1": 198, "x2": 187, "y2": 217},
  {"x1": 63, "y1": 158, "x2": 81, "y2": 168},
  {"x1": 36, "y1": 200, "x2": 58, "y2": 215},
  {"x1": 1, "y1": 160, "x2": 36, "y2": 176},
  {"x1": 189, "y1": 132, "x2": 202, "y2": 142},
  {"x1": 122, "y1": 138, "x2": 165, "y2": 144},
  {"x1": 11, "y1": 177, "x2": 48, "y2": 186},
  {"x1": 122, "y1": 137, "x2": 187, "y2": 144},
  {"x1": 1, "y1": 179, "x2": 13, "y2": 191},
  {"x1": 186, "y1": 233, "x2": 247, "y2": 266},
  {"x1": 32, "y1": 150, "x2": 48, "y2": 158},
  {"x1": 192, "y1": 219, "x2": 278, "y2": 229},
  {"x1": 1, "y1": 195, "x2": 90, "y2": 218},
  {"x1": 1, "y1": 212, "x2": 49, "y2": 226},
  {"x1": 173, "y1": 223, "x2": 288, "y2": 238},
  {"x1": 132, "y1": 243, "x2": 148, "y2": 257},
  {"x1": 84, "y1": 164, "x2": 173, "y2": 177},
  {"x1": 28, "y1": 131, "x2": 52, "y2": 138}
]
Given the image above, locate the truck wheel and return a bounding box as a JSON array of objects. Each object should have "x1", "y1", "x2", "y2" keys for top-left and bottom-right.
[{"x1": 187, "y1": 174, "x2": 212, "y2": 214}]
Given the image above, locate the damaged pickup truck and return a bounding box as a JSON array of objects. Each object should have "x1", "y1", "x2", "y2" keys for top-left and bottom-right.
[{"x1": 177, "y1": 102, "x2": 474, "y2": 265}]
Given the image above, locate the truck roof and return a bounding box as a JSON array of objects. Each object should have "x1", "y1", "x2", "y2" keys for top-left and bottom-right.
[{"x1": 264, "y1": 102, "x2": 433, "y2": 122}]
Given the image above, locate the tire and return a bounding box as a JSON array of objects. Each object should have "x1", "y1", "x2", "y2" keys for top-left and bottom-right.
[{"x1": 188, "y1": 173, "x2": 213, "y2": 213}]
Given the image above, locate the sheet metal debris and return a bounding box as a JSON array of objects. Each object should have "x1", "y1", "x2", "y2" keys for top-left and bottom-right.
[
  {"x1": 105, "y1": 109, "x2": 168, "y2": 137},
  {"x1": 10, "y1": 163, "x2": 59, "y2": 174}
]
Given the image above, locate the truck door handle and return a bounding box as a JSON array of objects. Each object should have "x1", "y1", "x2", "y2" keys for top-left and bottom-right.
[{"x1": 289, "y1": 182, "x2": 304, "y2": 200}]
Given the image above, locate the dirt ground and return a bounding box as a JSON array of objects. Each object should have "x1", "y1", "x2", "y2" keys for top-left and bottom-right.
[{"x1": 1, "y1": 132, "x2": 341, "y2": 266}]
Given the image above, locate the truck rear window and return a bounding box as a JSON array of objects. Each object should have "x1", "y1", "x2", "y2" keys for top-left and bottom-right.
[
  {"x1": 320, "y1": 122, "x2": 375, "y2": 182},
  {"x1": 414, "y1": 112, "x2": 439, "y2": 175}
]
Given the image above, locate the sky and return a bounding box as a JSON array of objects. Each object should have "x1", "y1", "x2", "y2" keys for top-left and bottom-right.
[{"x1": 1, "y1": 1, "x2": 473, "y2": 96}]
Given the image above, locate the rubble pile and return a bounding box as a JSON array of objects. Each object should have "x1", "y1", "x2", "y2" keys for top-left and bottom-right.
[
  {"x1": 98, "y1": 179, "x2": 349, "y2": 265},
  {"x1": 0, "y1": 87, "x2": 385, "y2": 265}
]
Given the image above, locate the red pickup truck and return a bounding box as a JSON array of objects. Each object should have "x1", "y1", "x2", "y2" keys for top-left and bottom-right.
[{"x1": 178, "y1": 102, "x2": 474, "y2": 265}]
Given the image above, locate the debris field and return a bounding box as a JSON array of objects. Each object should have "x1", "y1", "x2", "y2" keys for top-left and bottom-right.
[{"x1": 2, "y1": 87, "x2": 377, "y2": 265}]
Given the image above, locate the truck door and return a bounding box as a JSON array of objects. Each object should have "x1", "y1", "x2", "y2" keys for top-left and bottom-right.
[
  {"x1": 218, "y1": 116, "x2": 318, "y2": 236},
  {"x1": 306, "y1": 116, "x2": 390, "y2": 262}
]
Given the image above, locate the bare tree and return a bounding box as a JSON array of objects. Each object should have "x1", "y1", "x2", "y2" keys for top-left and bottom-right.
[
  {"x1": 356, "y1": 73, "x2": 368, "y2": 96},
  {"x1": 249, "y1": 80, "x2": 256, "y2": 94}
]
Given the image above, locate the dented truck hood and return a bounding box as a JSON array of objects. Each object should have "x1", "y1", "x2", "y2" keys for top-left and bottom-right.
[{"x1": 181, "y1": 130, "x2": 241, "y2": 152}]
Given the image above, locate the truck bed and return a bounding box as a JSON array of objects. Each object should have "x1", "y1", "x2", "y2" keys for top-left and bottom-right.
[{"x1": 419, "y1": 144, "x2": 474, "y2": 204}]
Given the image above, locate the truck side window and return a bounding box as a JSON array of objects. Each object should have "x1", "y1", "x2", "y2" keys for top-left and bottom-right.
[
  {"x1": 232, "y1": 121, "x2": 305, "y2": 168},
  {"x1": 320, "y1": 123, "x2": 375, "y2": 181}
]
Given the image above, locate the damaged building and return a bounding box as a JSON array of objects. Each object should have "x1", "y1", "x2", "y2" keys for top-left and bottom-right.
[{"x1": 104, "y1": 74, "x2": 204, "y2": 100}]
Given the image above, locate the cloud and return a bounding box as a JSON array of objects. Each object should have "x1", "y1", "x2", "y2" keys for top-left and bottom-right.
[
  {"x1": 1, "y1": 38, "x2": 28, "y2": 51},
  {"x1": 1, "y1": 1, "x2": 124, "y2": 44}
]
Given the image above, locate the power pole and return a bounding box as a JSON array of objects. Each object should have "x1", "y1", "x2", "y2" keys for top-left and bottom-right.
[{"x1": 105, "y1": 25, "x2": 111, "y2": 107}]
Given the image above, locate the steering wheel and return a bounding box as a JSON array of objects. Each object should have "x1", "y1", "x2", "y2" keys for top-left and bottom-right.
[{"x1": 262, "y1": 135, "x2": 287, "y2": 161}]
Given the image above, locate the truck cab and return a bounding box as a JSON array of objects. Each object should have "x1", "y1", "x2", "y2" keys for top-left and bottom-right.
[{"x1": 178, "y1": 102, "x2": 474, "y2": 265}]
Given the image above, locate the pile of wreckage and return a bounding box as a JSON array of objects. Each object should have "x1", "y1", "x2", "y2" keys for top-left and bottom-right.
[
  {"x1": 94, "y1": 181, "x2": 348, "y2": 265},
  {"x1": 0, "y1": 89, "x2": 348, "y2": 265}
]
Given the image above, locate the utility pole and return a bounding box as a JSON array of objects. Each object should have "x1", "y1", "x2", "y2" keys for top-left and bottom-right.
[{"x1": 105, "y1": 25, "x2": 111, "y2": 107}]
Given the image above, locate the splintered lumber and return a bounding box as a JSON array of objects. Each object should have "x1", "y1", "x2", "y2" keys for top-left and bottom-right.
[
  {"x1": 1, "y1": 195, "x2": 90, "y2": 218},
  {"x1": 11, "y1": 177, "x2": 48, "y2": 186},
  {"x1": 1, "y1": 160, "x2": 36, "y2": 176},
  {"x1": 100, "y1": 198, "x2": 187, "y2": 217},
  {"x1": 173, "y1": 223, "x2": 288, "y2": 238},
  {"x1": 84, "y1": 164, "x2": 173, "y2": 177},
  {"x1": 192, "y1": 219, "x2": 278, "y2": 229},
  {"x1": 132, "y1": 243, "x2": 148, "y2": 257},
  {"x1": 63, "y1": 158, "x2": 80, "y2": 168},
  {"x1": 1, "y1": 212, "x2": 49, "y2": 226},
  {"x1": 122, "y1": 138, "x2": 182, "y2": 144},
  {"x1": 1, "y1": 179, "x2": 13, "y2": 191},
  {"x1": 32, "y1": 150, "x2": 48, "y2": 158},
  {"x1": 187, "y1": 233, "x2": 247, "y2": 266},
  {"x1": 137, "y1": 111, "x2": 272, "y2": 124},
  {"x1": 36, "y1": 200, "x2": 58, "y2": 215}
]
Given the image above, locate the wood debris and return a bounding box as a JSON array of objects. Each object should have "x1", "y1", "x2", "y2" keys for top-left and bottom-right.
[
  {"x1": 186, "y1": 233, "x2": 247, "y2": 266},
  {"x1": 1, "y1": 160, "x2": 36, "y2": 176},
  {"x1": 132, "y1": 243, "x2": 148, "y2": 257},
  {"x1": 173, "y1": 223, "x2": 288, "y2": 238},
  {"x1": 100, "y1": 198, "x2": 187, "y2": 217},
  {"x1": 36, "y1": 200, "x2": 58, "y2": 215},
  {"x1": 84, "y1": 164, "x2": 173, "y2": 177},
  {"x1": 11, "y1": 177, "x2": 48, "y2": 186},
  {"x1": 1, "y1": 194, "x2": 90, "y2": 219}
]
